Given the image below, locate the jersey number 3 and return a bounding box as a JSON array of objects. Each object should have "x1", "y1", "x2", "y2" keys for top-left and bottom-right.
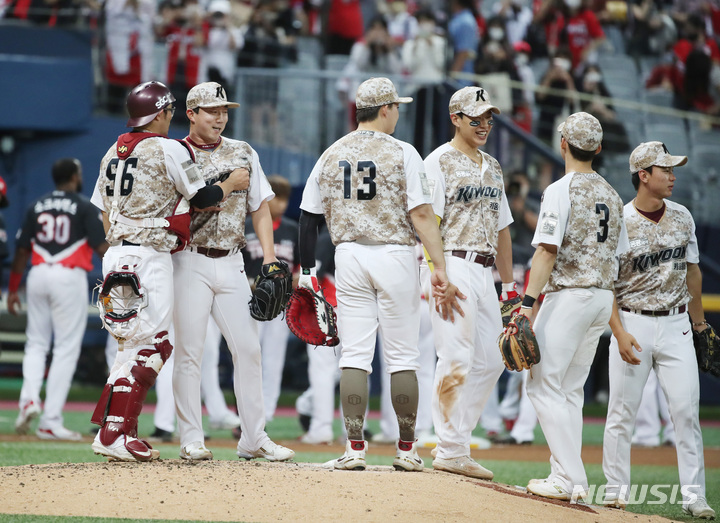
[
  {"x1": 106, "y1": 158, "x2": 137, "y2": 197},
  {"x1": 340, "y1": 160, "x2": 376, "y2": 201},
  {"x1": 595, "y1": 202, "x2": 609, "y2": 243}
]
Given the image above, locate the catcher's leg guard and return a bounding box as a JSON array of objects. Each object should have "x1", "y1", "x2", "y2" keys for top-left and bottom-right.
[{"x1": 94, "y1": 332, "x2": 173, "y2": 461}]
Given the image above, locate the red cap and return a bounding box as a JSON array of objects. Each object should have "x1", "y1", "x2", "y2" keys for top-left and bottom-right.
[
  {"x1": 0, "y1": 176, "x2": 7, "y2": 197},
  {"x1": 513, "y1": 41, "x2": 531, "y2": 54}
]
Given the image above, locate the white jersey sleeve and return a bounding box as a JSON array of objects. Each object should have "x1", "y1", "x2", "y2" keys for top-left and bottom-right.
[
  {"x1": 247, "y1": 148, "x2": 274, "y2": 212},
  {"x1": 91, "y1": 181, "x2": 104, "y2": 211},
  {"x1": 688, "y1": 213, "x2": 699, "y2": 264},
  {"x1": 403, "y1": 142, "x2": 432, "y2": 211},
  {"x1": 163, "y1": 139, "x2": 204, "y2": 200},
  {"x1": 532, "y1": 176, "x2": 571, "y2": 248},
  {"x1": 498, "y1": 189, "x2": 513, "y2": 230},
  {"x1": 300, "y1": 159, "x2": 324, "y2": 215},
  {"x1": 424, "y1": 145, "x2": 447, "y2": 219}
]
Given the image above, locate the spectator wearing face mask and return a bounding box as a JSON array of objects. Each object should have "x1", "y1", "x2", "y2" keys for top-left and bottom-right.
[
  {"x1": 493, "y1": 0, "x2": 534, "y2": 45},
  {"x1": 401, "y1": 9, "x2": 448, "y2": 154},
  {"x1": 578, "y1": 65, "x2": 630, "y2": 154},
  {"x1": 533, "y1": 0, "x2": 606, "y2": 71},
  {"x1": 384, "y1": 0, "x2": 419, "y2": 45},
  {"x1": 535, "y1": 47, "x2": 578, "y2": 144}
]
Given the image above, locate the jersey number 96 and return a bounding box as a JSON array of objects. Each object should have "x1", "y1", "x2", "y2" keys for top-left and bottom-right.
[{"x1": 105, "y1": 158, "x2": 137, "y2": 197}]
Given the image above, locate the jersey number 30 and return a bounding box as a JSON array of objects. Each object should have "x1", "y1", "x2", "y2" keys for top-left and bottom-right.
[
  {"x1": 106, "y1": 158, "x2": 137, "y2": 196},
  {"x1": 339, "y1": 160, "x2": 376, "y2": 201}
]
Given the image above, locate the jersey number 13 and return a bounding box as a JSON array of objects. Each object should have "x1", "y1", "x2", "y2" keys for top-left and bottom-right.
[{"x1": 339, "y1": 160, "x2": 377, "y2": 201}]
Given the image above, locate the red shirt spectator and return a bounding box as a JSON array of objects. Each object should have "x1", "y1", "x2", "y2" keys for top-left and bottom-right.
[{"x1": 552, "y1": 9, "x2": 605, "y2": 68}]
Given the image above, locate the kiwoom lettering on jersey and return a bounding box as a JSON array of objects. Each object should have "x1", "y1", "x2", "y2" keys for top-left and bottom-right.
[
  {"x1": 455, "y1": 185, "x2": 500, "y2": 203},
  {"x1": 631, "y1": 246, "x2": 686, "y2": 273}
]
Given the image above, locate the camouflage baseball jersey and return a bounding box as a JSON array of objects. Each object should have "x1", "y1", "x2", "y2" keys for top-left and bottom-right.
[
  {"x1": 300, "y1": 130, "x2": 430, "y2": 246},
  {"x1": 92, "y1": 134, "x2": 204, "y2": 251},
  {"x1": 424, "y1": 143, "x2": 512, "y2": 255},
  {"x1": 533, "y1": 171, "x2": 628, "y2": 293},
  {"x1": 615, "y1": 200, "x2": 698, "y2": 311},
  {"x1": 186, "y1": 137, "x2": 273, "y2": 251}
]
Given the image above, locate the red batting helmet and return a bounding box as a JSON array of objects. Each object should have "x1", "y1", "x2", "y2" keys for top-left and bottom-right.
[{"x1": 126, "y1": 81, "x2": 176, "y2": 128}]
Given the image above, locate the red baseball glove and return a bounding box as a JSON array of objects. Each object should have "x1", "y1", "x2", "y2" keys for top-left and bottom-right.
[{"x1": 286, "y1": 287, "x2": 340, "y2": 347}]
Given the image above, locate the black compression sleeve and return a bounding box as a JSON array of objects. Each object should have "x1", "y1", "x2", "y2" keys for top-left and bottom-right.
[
  {"x1": 298, "y1": 210, "x2": 323, "y2": 268},
  {"x1": 189, "y1": 185, "x2": 224, "y2": 209}
]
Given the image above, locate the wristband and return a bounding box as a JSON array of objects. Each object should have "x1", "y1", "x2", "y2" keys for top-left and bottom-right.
[
  {"x1": 521, "y1": 295, "x2": 536, "y2": 309},
  {"x1": 692, "y1": 320, "x2": 708, "y2": 327},
  {"x1": 8, "y1": 272, "x2": 22, "y2": 293}
]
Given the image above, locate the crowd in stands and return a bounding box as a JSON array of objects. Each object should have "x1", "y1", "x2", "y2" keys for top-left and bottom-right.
[{"x1": 2, "y1": 0, "x2": 719, "y2": 135}]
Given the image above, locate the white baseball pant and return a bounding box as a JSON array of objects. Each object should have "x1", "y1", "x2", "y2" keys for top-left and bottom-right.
[
  {"x1": 632, "y1": 368, "x2": 675, "y2": 446},
  {"x1": 430, "y1": 256, "x2": 506, "y2": 459},
  {"x1": 527, "y1": 287, "x2": 613, "y2": 492},
  {"x1": 19, "y1": 264, "x2": 88, "y2": 431},
  {"x1": 300, "y1": 343, "x2": 342, "y2": 442},
  {"x1": 603, "y1": 311, "x2": 706, "y2": 503},
  {"x1": 172, "y1": 250, "x2": 269, "y2": 452},
  {"x1": 509, "y1": 371, "x2": 537, "y2": 443}
]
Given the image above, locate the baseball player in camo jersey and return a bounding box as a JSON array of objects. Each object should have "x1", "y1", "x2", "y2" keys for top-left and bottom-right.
[
  {"x1": 90, "y1": 81, "x2": 245, "y2": 462},
  {"x1": 172, "y1": 81, "x2": 294, "y2": 462},
  {"x1": 243, "y1": 175, "x2": 299, "y2": 422},
  {"x1": 519, "y1": 112, "x2": 629, "y2": 500},
  {"x1": 10, "y1": 158, "x2": 108, "y2": 441},
  {"x1": 602, "y1": 142, "x2": 715, "y2": 518},
  {"x1": 423, "y1": 86, "x2": 513, "y2": 479},
  {"x1": 299, "y1": 77, "x2": 460, "y2": 471}
]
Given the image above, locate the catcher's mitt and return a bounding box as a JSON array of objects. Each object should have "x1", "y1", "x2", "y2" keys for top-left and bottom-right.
[
  {"x1": 693, "y1": 323, "x2": 720, "y2": 378},
  {"x1": 248, "y1": 260, "x2": 293, "y2": 321},
  {"x1": 286, "y1": 287, "x2": 340, "y2": 346},
  {"x1": 497, "y1": 314, "x2": 541, "y2": 371}
]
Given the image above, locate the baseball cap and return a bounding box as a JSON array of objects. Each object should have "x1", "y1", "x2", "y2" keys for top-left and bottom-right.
[
  {"x1": 208, "y1": 0, "x2": 230, "y2": 14},
  {"x1": 557, "y1": 111, "x2": 603, "y2": 152},
  {"x1": 628, "y1": 141, "x2": 688, "y2": 173},
  {"x1": 449, "y1": 86, "x2": 500, "y2": 117},
  {"x1": 186, "y1": 82, "x2": 240, "y2": 110},
  {"x1": 355, "y1": 77, "x2": 412, "y2": 109}
]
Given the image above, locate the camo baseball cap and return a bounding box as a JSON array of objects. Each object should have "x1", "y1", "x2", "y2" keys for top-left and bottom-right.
[
  {"x1": 629, "y1": 141, "x2": 688, "y2": 173},
  {"x1": 186, "y1": 82, "x2": 240, "y2": 110},
  {"x1": 449, "y1": 86, "x2": 500, "y2": 117},
  {"x1": 355, "y1": 77, "x2": 413, "y2": 109},
  {"x1": 557, "y1": 112, "x2": 603, "y2": 152}
]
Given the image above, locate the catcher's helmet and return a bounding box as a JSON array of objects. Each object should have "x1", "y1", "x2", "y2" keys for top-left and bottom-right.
[
  {"x1": 126, "y1": 81, "x2": 176, "y2": 128},
  {"x1": 96, "y1": 270, "x2": 148, "y2": 341}
]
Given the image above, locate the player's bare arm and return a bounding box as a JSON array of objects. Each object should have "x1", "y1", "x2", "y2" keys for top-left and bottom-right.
[
  {"x1": 609, "y1": 298, "x2": 642, "y2": 365},
  {"x1": 520, "y1": 243, "x2": 557, "y2": 322},
  {"x1": 101, "y1": 211, "x2": 111, "y2": 235},
  {"x1": 251, "y1": 200, "x2": 278, "y2": 264},
  {"x1": 409, "y1": 203, "x2": 466, "y2": 322},
  {"x1": 7, "y1": 246, "x2": 31, "y2": 315},
  {"x1": 194, "y1": 168, "x2": 250, "y2": 212},
  {"x1": 687, "y1": 263, "x2": 708, "y2": 333}
]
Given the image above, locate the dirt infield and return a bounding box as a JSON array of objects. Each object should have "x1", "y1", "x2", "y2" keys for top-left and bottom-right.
[{"x1": 1, "y1": 460, "x2": 672, "y2": 523}]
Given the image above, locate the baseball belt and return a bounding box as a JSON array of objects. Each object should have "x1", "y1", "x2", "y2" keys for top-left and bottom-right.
[
  {"x1": 620, "y1": 304, "x2": 687, "y2": 317},
  {"x1": 451, "y1": 250, "x2": 495, "y2": 267},
  {"x1": 188, "y1": 245, "x2": 241, "y2": 258}
]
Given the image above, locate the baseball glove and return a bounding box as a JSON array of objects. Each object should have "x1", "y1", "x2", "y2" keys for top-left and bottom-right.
[
  {"x1": 286, "y1": 287, "x2": 340, "y2": 346},
  {"x1": 497, "y1": 314, "x2": 541, "y2": 371},
  {"x1": 499, "y1": 286, "x2": 523, "y2": 327},
  {"x1": 248, "y1": 260, "x2": 293, "y2": 321},
  {"x1": 693, "y1": 323, "x2": 720, "y2": 378}
]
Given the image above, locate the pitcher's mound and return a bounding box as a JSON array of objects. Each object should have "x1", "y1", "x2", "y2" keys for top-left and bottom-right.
[{"x1": 1, "y1": 461, "x2": 668, "y2": 522}]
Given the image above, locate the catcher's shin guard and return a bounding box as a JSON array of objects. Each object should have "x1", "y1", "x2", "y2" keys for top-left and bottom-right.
[{"x1": 93, "y1": 332, "x2": 173, "y2": 461}]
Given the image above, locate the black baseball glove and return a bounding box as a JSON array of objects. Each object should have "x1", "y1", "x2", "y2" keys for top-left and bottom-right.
[
  {"x1": 497, "y1": 314, "x2": 541, "y2": 371},
  {"x1": 694, "y1": 323, "x2": 720, "y2": 378},
  {"x1": 249, "y1": 260, "x2": 293, "y2": 321}
]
